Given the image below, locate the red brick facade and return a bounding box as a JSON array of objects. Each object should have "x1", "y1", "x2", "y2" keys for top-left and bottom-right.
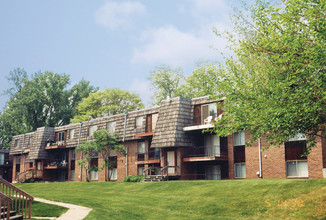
[{"x1": 9, "y1": 96, "x2": 326, "y2": 182}]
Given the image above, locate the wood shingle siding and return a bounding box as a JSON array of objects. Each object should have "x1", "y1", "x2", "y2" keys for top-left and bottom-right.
[{"x1": 151, "y1": 97, "x2": 193, "y2": 148}]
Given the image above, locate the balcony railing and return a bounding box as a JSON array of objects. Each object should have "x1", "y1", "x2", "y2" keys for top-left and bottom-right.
[
  {"x1": 44, "y1": 160, "x2": 68, "y2": 168},
  {"x1": 136, "y1": 149, "x2": 161, "y2": 162},
  {"x1": 184, "y1": 145, "x2": 228, "y2": 158}
]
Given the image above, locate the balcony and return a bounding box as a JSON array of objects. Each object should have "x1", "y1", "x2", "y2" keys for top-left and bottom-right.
[
  {"x1": 45, "y1": 141, "x2": 66, "y2": 150},
  {"x1": 44, "y1": 160, "x2": 68, "y2": 169},
  {"x1": 136, "y1": 149, "x2": 161, "y2": 164},
  {"x1": 183, "y1": 145, "x2": 228, "y2": 162}
]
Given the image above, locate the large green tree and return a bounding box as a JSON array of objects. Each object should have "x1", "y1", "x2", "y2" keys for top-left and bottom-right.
[
  {"x1": 0, "y1": 69, "x2": 97, "y2": 148},
  {"x1": 212, "y1": 0, "x2": 326, "y2": 152},
  {"x1": 148, "y1": 65, "x2": 185, "y2": 105},
  {"x1": 71, "y1": 88, "x2": 144, "y2": 123},
  {"x1": 180, "y1": 62, "x2": 221, "y2": 98},
  {"x1": 75, "y1": 129, "x2": 125, "y2": 182}
]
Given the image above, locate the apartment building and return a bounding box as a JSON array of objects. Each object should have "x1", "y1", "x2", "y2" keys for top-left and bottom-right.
[{"x1": 9, "y1": 96, "x2": 326, "y2": 182}]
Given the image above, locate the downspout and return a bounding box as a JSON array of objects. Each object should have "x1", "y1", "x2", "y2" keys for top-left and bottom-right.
[
  {"x1": 123, "y1": 112, "x2": 128, "y2": 176},
  {"x1": 123, "y1": 112, "x2": 128, "y2": 142},
  {"x1": 126, "y1": 146, "x2": 129, "y2": 176},
  {"x1": 21, "y1": 134, "x2": 25, "y2": 154},
  {"x1": 78, "y1": 122, "x2": 83, "y2": 181},
  {"x1": 258, "y1": 137, "x2": 262, "y2": 178}
]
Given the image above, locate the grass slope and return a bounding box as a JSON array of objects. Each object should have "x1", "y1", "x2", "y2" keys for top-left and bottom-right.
[
  {"x1": 17, "y1": 179, "x2": 326, "y2": 220},
  {"x1": 32, "y1": 201, "x2": 68, "y2": 217}
]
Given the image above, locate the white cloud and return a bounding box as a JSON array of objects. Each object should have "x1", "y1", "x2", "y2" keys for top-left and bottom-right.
[
  {"x1": 128, "y1": 79, "x2": 152, "y2": 107},
  {"x1": 94, "y1": 1, "x2": 146, "y2": 30},
  {"x1": 131, "y1": 24, "x2": 229, "y2": 67}
]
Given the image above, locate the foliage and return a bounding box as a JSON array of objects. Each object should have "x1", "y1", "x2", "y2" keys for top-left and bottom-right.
[
  {"x1": 123, "y1": 175, "x2": 144, "y2": 182},
  {"x1": 71, "y1": 89, "x2": 144, "y2": 123},
  {"x1": 76, "y1": 129, "x2": 126, "y2": 181},
  {"x1": 0, "y1": 70, "x2": 96, "y2": 148},
  {"x1": 180, "y1": 62, "x2": 222, "y2": 98},
  {"x1": 212, "y1": 0, "x2": 326, "y2": 152},
  {"x1": 17, "y1": 179, "x2": 326, "y2": 219},
  {"x1": 148, "y1": 65, "x2": 185, "y2": 105},
  {"x1": 76, "y1": 141, "x2": 97, "y2": 182},
  {"x1": 93, "y1": 129, "x2": 125, "y2": 181}
]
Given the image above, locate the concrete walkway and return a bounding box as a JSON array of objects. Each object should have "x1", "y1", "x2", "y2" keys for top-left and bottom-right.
[{"x1": 34, "y1": 197, "x2": 92, "y2": 220}]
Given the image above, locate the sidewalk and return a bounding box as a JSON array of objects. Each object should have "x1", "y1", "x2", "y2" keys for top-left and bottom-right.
[{"x1": 34, "y1": 197, "x2": 92, "y2": 220}]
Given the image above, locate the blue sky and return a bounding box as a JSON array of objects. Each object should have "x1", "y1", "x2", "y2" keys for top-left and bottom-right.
[{"x1": 0, "y1": 0, "x2": 236, "y2": 111}]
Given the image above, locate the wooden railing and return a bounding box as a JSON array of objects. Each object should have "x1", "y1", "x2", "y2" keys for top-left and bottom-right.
[
  {"x1": 0, "y1": 192, "x2": 13, "y2": 220},
  {"x1": 160, "y1": 166, "x2": 179, "y2": 181},
  {"x1": 0, "y1": 178, "x2": 33, "y2": 219}
]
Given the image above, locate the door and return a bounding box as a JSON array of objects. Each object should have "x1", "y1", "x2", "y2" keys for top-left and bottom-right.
[
  {"x1": 167, "y1": 151, "x2": 175, "y2": 174},
  {"x1": 205, "y1": 165, "x2": 221, "y2": 180}
]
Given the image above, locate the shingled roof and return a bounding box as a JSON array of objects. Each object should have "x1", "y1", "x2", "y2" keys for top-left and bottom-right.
[{"x1": 151, "y1": 97, "x2": 194, "y2": 148}]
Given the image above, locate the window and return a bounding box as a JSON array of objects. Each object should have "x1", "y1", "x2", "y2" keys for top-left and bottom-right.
[
  {"x1": 288, "y1": 132, "x2": 306, "y2": 142},
  {"x1": 29, "y1": 137, "x2": 33, "y2": 145},
  {"x1": 138, "y1": 167, "x2": 145, "y2": 176},
  {"x1": 205, "y1": 165, "x2": 221, "y2": 180},
  {"x1": 109, "y1": 149, "x2": 116, "y2": 157},
  {"x1": 234, "y1": 163, "x2": 246, "y2": 178},
  {"x1": 70, "y1": 129, "x2": 75, "y2": 140},
  {"x1": 0, "y1": 154, "x2": 4, "y2": 165},
  {"x1": 135, "y1": 116, "x2": 143, "y2": 129},
  {"x1": 204, "y1": 135, "x2": 220, "y2": 156},
  {"x1": 233, "y1": 131, "x2": 245, "y2": 146},
  {"x1": 92, "y1": 151, "x2": 98, "y2": 158},
  {"x1": 58, "y1": 132, "x2": 65, "y2": 141},
  {"x1": 90, "y1": 170, "x2": 98, "y2": 180},
  {"x1": 286, "y1": 161, "x2": 308, "y2": 177},
  {"x1": 16, "y1": 156, "x2": 20, "y2": 165},
  {"x1": 89, "y1": 125, "x2": 98, "y2": 136},
  {"x1": 201, "y1": 103, "x2": 218, "y2": 123},
  {"x1": 14, "y1": 139, "x2": 20, "y2": 147},
  {"x1": 71, "y1": 150, "x2": 76, "y2": 160},
  {"x1": 109, "y1": 168, "x2": 117, "y2": 180},
  {"x1": 106, "y1": 122, "x2": 116, "y2": 134},
  {"x1": 138, "y1": 142, "x2": 145, "y2": 154},
  {"x1": 152, "y1": 113, "x2": 158, "y2": 131},
  {"x1": 70, "y1": 170, "x2": 75, "y2": 181}
]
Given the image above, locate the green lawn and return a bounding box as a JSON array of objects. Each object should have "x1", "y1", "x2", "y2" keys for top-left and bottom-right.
[
  {"x1": 32, "y1": 201, "x2": 68, "y2": 218},
  {"x1": 17, "y1": 179, "x2": 326, "y2": 220}
]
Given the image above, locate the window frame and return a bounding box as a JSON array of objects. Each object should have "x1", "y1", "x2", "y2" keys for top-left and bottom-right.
[
  {"x1": 109, "y1": 168, "x2": 118, "y2": 180},
  {"x1": 89, "y1": 125, "x2": 98, "y2": 137},
  {"x1": 90, "y1": 170, "x2": 98, "y2": 180},
  {"x1": 135, "y1": 116, "x2": 143, "y2": 129},
  {"x1": 106, "y1": 121, "x2": 116, "y2": 134},
  {"x1": 0, "y1": 154, "x2": 4, "y2": 165},
  {"x1": 137, "y1": 141, "x2": 145, "y2": 154},
  {"x1": 286, "y1": 160, "x2": 308, "y2": 177},
  {"x1": 69, "y1": 129, "x2": 75, "y2": 140},
  {"x1": 58, "y1": 132, "x2": 65, "y2": 142},
  {"x1": 234, "y1": 162, "x2": 246, "y2": 178},
  {"x1": 233, "y1": 131, "x2": 245, "y2": 147},
  {"x1": 14, "y1": 139, "x2": 20, "y2": 147}
]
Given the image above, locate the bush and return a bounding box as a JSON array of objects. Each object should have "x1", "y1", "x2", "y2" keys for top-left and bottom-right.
[{"x1": 124, "y1": 175, "x2": 144, "y2": 182}]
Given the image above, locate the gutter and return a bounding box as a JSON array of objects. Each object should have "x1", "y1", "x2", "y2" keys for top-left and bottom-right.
[
  {"x1": 123, "y1": 112, "x2": 128, "y2": 142},
  {"x1": 21, "y1": 134, "x2": 25, "y2": 154},
  {"x1": 78, "y1": 122, "x2": 83, "y2": 181},
  {"x1": 123, "y1": 112, "x2": 128, "y2": 176},
  {"x1": 258, "y1": 137, "x2": 262, "y2": 178}
]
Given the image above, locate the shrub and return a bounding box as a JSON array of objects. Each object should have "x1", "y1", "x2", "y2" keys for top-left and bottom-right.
[{"x1": 124, "y1": 175, "x2": 144, "y2": 182}]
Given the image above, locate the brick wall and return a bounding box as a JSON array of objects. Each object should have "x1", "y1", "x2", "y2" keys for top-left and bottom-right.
[
  {"x1": 245, "y1": 136, "x2": 260, "y2": 179},
  {"x1": 227, "y1": 135, "x2": 234, "y2": 179},
  {"x1": 307, "y1": 136, "x2": 324, "y2": 178}
]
